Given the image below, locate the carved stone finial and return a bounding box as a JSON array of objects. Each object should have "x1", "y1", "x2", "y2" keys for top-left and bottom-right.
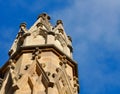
[
  {"x1": 56, "y1": 20, "x2": 63, "y2": 25},
  {"x1": 8, "y1": 49, "x2": 13, "y2": 56},
  {"x1": 58, "y1": 29, "x2": 64, "y2": 34},
  {"x1": 37, "y1": 13, "x2": 51, "y2": 20},
  {"x1": 36, "y1": 22, "x2": 43, "y2": 27},
  {"x1": 67, "y1": 44, "x2": 73, "y2": 53},
  {"x1": 67, "y1": 36, "x2": 72, "y2": 42},
  {"x1": 19, "y1": 22, "x2": 27, "y2": 29}
]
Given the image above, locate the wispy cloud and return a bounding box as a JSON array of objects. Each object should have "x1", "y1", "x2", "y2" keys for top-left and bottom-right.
[{"x1": 51, "y1": 0, "x2": 120, "y2": 93}]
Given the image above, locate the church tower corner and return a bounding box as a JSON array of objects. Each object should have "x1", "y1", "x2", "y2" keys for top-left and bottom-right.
[{"x1": 0, "y1": 13, "x2": 79, "y2": 94}]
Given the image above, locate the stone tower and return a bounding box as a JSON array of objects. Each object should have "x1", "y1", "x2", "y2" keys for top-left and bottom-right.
[{"x1": 0, "y1": 13, "x2": 79, "y2": 94}]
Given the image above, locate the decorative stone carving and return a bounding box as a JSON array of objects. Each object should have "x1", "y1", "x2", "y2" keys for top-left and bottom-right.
[
  {"x1": 15, "y1": 73, "x2": 23, "y2": 81},
  {"x1": 0, "y1": 13, "x2": 79, "y2": 94},
  {"x1": 36, "y1": 22, "x2": 44, "y2": 28},
  {"x1": 24, "y1": 64, "x2": 30, "y2": 70},
  {"x1": 8, "y1": 49, "x2": 13, "y2": 56},
  {"x1": 53, "y1": 60, "x2": 74, "y2": 94},
  {"x1": 58, "y1": 29, "x2": 64, "y2": 34},
  {"x1": 15, "y1": 23, "x2": 31, "y2": 49},
  {"x1": 67, "y1": 36, "x2": 72, "y2": 42},
  {"x1": 37, "y1": 13, "x2": 51, "y2": 20},
  {"x1": 39, "y1": 28, "x2": 47, "y2": 39},
  {"x1": 55, "y1": 34, "x2": 67, "y2": 47},
  {"x1": 36, "y1": 59, "x2": 54, "y2": 88},
  {"x1": 59, "y1": 56, "x2": 67, "y2": 68},
  {"x1": 37, "y1": 13, "x2": 52, "y2": 31},
  {"x1": 56, "y1": 20, "x2": 63, "y2": 25},
  {"x1": 67, "y1": 44, "x2": 73, "y2": 52},
  {"x1": 67, "y1": 36, "x2": 73, "y2": 54},
  {"x1": 73, "y1": 76, "x2": 79, "y2": 93},
  {"x1": 8, "y1": 59, "x2": 16, "y2": 70},
  {"x1": 32, "y1": 47, "x2": 42, "y2": 59},
  {"x1": 47, "y1": 31, "x2": 55, "y2": 36},
  {"x1": 17, "y1": 23, "x2": 30, "y2": 38},
  {"x1": 32, "y1": 28, "x2": 47, "y2": 44}
]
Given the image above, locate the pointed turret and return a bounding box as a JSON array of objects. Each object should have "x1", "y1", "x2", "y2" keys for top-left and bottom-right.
[
  {"x1": 9, "y1": 13, "x2": 73, "y2": 58},
  {"x1": 0, "y1": 13, "x2": 79, "y2": 94}
]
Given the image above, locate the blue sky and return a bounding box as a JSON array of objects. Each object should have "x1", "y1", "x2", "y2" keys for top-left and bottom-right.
[{"x1": 0, "y1": 0, "x2": 120, "y2": 94}]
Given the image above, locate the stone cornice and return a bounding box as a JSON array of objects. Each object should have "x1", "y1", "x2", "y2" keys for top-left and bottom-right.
[{"x1": 0, "y1": 44, "x2": 78, "y2": 78}]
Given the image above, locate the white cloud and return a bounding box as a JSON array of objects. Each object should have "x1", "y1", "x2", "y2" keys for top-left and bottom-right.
[
  {"x1": 51, "y1": 0, "x2": 120, "y2": 54},
  {"x1": 51, "y1": 0, "x2": 120, "y2": 93}
]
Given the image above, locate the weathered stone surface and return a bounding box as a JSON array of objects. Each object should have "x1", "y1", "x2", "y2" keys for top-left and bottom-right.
[{"x1": 0, "y1": 13, "x2": 79, "y2": 94}]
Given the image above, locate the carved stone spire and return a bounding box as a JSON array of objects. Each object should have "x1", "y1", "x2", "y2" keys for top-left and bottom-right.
[{"x1": 9, "y1": 13, "x2": 73, "y2": 58}]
